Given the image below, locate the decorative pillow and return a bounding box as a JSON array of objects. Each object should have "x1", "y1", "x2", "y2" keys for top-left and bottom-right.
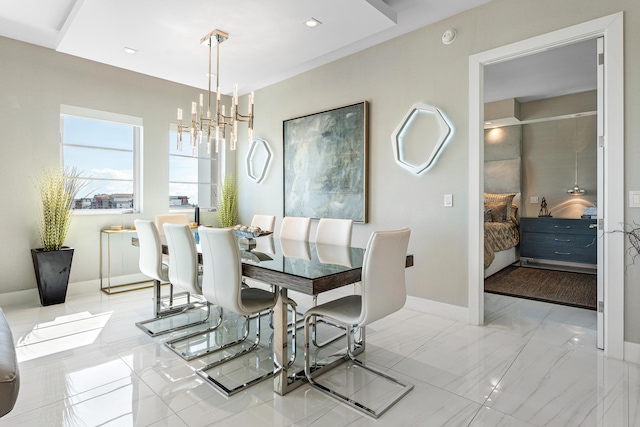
[
  {"x1": 484, "y1": 207, "x2": 493, "y2": 222},
  {"x1": 484, "y1": 192, "x2": 516, "y2": 222},
  {"x1": 511, "y1": 204, "x2": 519, "y2": 225},
  {"x1": 484, "y1": 202, "x2": 508, "y2": 223}
]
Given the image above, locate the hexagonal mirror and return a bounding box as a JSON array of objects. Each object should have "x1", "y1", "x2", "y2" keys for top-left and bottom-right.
[
  {"x1": 246, "y1": 138, "x2": 272, "y2": 183},
  {"x1": 391, "y1": 103, "x2": 452, "y2": 175}
]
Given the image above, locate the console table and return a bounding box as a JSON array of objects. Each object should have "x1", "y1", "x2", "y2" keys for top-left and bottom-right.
[
  {"x1": 100, "y1": 228, "x2": 155, "y2": 294},
  {"x1": 520, "y1": 217, "x2": 597, "y2": 272}
]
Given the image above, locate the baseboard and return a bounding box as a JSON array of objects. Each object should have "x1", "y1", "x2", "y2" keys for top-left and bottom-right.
[
  {"x1": 0, "y1": 289, "x2": 39, "y2": 306},
  {"x1": 67, "y1": 279, "x2": 102, "y2": 295},
  {"x1": 404, "y1": 295, "x2": 468, "y2": 323},
  {"x1": 0, "y1": 274, "x2": 147, "y2": 306},
  {"x1": 624, "y1": 341, "x2": 640, "y2": 364}
]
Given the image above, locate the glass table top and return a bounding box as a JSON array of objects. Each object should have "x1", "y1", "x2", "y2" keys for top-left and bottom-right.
[{"x1": 235, "y1": 236, "x2": 365, "y2": 281}]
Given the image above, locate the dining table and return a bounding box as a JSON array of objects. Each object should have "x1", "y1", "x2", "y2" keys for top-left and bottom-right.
[{"x1": 133, "y1": 232, "x2": 414, "y2": 395}]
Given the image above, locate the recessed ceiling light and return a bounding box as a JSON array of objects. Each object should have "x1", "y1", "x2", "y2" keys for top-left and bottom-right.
[
  {"x1": 304, "y1": 18, "x2": 322, "y2": 28},
  {"x1": 123, "y1": 47, "x2": 138, "y2": 55}
]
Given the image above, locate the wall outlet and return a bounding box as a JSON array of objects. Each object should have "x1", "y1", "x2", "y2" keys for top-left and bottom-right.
[
  {"x1": 444, "y1": 194, "x2": 453, "y2": 207},
  {"x1": 530, "y1": 196, "x2": 539, "y2": 204}
]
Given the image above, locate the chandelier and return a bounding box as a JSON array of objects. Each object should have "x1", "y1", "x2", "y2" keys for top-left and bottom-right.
[{"x1": 176, "y1": 29, "x2": 254, "y2": 155}]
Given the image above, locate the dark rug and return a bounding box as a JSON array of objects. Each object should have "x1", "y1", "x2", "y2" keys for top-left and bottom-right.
[{"x1": 484, "y1": 266, "x2": 597, "y2": 310}]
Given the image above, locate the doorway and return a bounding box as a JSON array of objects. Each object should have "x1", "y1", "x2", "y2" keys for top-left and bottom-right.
[
  {"x1": 482, "y1": 38, "x2": 598, "y2": 311},
  {"x1": 467, "y1": 13, "x2": 625, "y2": 359}
]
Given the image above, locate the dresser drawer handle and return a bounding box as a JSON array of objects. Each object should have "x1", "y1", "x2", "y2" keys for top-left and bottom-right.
[
  {"x1": 554, "y1": 225, "x2": 571, "y2": 229},
  {"x1": 554, "y1": 251, "x2": 571, "y2": 255},
  {"x1": 554, "y1": 238, "x2": 571, "y2": 242}
]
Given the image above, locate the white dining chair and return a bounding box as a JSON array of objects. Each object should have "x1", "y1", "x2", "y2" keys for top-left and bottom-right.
[
  {"x1": 158, "y1": 224, "x2": 222, "y2": 352},
  {"x1": 310, "y1": 218, "x2": 354, "y2": 346},
  {"x1": 280, "y1": 216, "x2": 311, "y2": 241},
  {"x1": 314, "y1": 218, "x2": 353, "y2": 246},
  {"x1": 193, "y1": 227, "x2": 285, "y2": 396},
  {"x1": 270, "y1": 216, "x2": 311, "y2": 327},
  {"x1": 250, "y1": 214, "x2": 276, "y2": 263},
  {"x1": 303, "y1": 228, "x2": 412, "y2": 419},
  {"x1": 134, "y1": 220, "x2": 211, "y2": 337},
  {"x1": 251, "y1": 214, "x2": 276, "y2": 232}
]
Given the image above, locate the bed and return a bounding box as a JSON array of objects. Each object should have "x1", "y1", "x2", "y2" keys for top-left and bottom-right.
[
  {"x1": 484, "y1": 192, "x2": 520, "y2": 277},
  {"x1": 483, "y1": 146, "x2": 522, "y2": 277}
]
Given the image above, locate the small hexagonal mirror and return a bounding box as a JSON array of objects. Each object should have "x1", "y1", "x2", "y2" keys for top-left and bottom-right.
[
  {"x1": 246, "y1": 138, "x2": 272, "y2": 183},
  {"x1": 391, "y1": 103, "x2": 452, "y2": 175}
]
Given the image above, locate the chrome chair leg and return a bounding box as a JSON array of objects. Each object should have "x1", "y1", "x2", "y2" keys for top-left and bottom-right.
[
  {"x1": 195, "y1": 310, "x2": 276, "y2": 396},
  {"x1": 309, "y1": 295, "x2": 345, "y2": 348},
  {"x1": 303, "y1": 314, "x2": 413, "y2": 419},
  {"x1": 136, "y1": 280, "x2": 211, "y2": 337},
  {"x1": 163, "y1": 305, "x2": 229, "y2": 360}
]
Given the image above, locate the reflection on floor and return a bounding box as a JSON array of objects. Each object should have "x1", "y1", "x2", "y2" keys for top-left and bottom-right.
[{"x1": 0, "y1": 285, "x2": 637, "y2": 426}]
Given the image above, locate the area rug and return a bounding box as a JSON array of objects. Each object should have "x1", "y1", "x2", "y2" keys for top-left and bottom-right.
[{"x1": 484, "y1": 266, "x2": 597, "y2": 310}]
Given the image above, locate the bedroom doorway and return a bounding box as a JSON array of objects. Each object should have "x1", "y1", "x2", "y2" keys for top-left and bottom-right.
[
  {"x1": 482, "y1": 38, "x2": 599, "y2": 308},
  {"x1": 468, "y1": 13, "x2": 624, "y2": 358}
]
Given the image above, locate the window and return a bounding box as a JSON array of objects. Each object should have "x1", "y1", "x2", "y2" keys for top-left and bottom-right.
[
  {"x1": 169, "y1": 128, "x2": 219, "y2": 211},
  {"x1": 61, "y1": 105, "x2": 142, "y2": 212}
]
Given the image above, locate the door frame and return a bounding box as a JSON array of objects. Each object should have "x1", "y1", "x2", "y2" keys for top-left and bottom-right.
[{"x1": 467, "y1": 13, "x2": 624, "y2": 359}]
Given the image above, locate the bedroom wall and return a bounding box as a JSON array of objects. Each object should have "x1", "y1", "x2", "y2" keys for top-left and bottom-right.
[
  {"x1": 484, "y1": 91, "x2": 598, "y2": 218},
  {"x1": 521, "y1": 115, "x2": 598, "y2": 218}
]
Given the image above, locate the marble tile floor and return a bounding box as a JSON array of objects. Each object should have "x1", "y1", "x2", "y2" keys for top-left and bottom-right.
[{"x1": 1, "y1": 286, "x2": 638, "y2": 427}]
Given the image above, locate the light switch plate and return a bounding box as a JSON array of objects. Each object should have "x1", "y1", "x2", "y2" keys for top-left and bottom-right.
[
  {"x1": 444, "y1": 194, "x2": 453, "y2": 207},
  {"x1": 630, "y1": 191, "x2": 640, "y2": 208},
  {"x1": 530, "y1": 196, "x2": 539, "y2": 204}
]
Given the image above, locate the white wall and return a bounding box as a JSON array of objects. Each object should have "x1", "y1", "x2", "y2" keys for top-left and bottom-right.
[
  {"x1": 0, "y1": 36, "x2": 234, "y2": 292},
  {"x1": 235, "y1": 0, "x2": 640, "y2": 335}
]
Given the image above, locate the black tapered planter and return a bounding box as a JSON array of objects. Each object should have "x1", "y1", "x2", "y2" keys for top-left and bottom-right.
[{"x1": 31, "y1": 247, "x2": 74, "y2": 306}]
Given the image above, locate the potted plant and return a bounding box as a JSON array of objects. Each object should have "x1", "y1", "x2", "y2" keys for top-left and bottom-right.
[
  {"x1": 31, "y1": 167, "x2": 86, "y2": 306},
  {"x1": 217, "y1": 174, "x2": 238, "y2": 228}
]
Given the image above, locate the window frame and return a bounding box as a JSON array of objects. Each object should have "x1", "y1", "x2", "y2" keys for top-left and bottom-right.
[
  {"x1": 168, "y1": 124, "x2": 220, "y2": 212},
  {"x1": 60, "y1": 105, "x2": 142, "y2": 215}
]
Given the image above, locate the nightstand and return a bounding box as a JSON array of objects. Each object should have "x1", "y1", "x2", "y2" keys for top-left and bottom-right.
[{"x1": 520, "y1": 217, "x2": 597, "y2": 273}]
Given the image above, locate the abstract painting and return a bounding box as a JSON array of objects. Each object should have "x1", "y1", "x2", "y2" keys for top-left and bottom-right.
[{"x1": 283, "y1": 102, "x2": 368, "y2": 222}]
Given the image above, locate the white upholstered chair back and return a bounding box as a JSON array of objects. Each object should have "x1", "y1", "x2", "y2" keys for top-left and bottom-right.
[
  {"x1": 251, "y1": 214, "x2": 276, "y2": 232},
  {"x1": 199, "y1": 227, "x2": 253, "y2": 316},
  {"x1": 134, "y1": 219, "x2": 169, "y2": 282},
  {"x1": 280, "y1": 216, "x2": 311, "y2": 241},
  {"x1": 315, "y1": 218, "x2": 353, "y2": 246},
  {"x1": 155, "y1": 214, "x2": 189, "y2": 236},
  {"x1": 163, "y1": 224, "x2": 202, "y2": 295},
  {"x1": 358, "y1": 228, "x2": 411, "y2": 326}
]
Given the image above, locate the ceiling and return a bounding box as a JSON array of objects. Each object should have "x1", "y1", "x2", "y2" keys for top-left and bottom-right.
[
  {"x1": 0, "y1": 0, "x2": 596, "y2": 101},
  {"x1": 0, "y1": 0, "x2": 493, "y2": 95},
  {"x1": 484, "y1": 38, "x2": 598, "y2": 104}
]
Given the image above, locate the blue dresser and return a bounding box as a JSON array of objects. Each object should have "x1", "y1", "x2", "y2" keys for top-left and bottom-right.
[{"x1": 520, "y1": 217, "x2": 597, "y2": 270}]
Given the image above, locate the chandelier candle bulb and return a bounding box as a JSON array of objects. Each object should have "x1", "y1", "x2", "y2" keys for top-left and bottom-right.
[{"x1": 174, "y1": 29, "x2": 255, "y2": 152}]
